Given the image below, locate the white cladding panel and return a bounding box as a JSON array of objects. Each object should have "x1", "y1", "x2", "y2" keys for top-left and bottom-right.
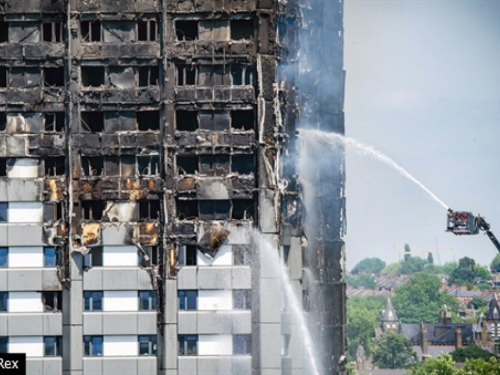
[
  {"x1": 7, "y1": 158, "x2": 39, "y2": 179},
  {"x1": 103, "y1": 336, "x2": 137, "y2": 356},
  {"x1": 8, "y1": 202, "x2": 43, "y2": 223},
  {"x1": 198, "y1": 335, "x2": 232, "y2": 356},
  {"x1": 198, "y1": 290, "x2": 232, "y2": 311},
  {"x1": 102, "y1": 246, "x2": 138, "y2": 266},
  {"x1": 103, "y1": 291, "x2": 138, "y2": 312},
  {"x1": 9, "y1": 336, "x2": 44, "y2": 357},
  {"x1": 197, "y1": 245, "x2": 232, "y2": 266},
  {"x1": 9, "y1": 292, "x2": 43, "y2": 312},
  {"x1": 9, "y1": 247, "x2": 44, "y2": 268}
]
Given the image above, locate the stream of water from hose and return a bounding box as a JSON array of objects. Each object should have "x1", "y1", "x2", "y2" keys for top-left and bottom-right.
[{"x1": 299, "y1": 129, "x2": 449, "y2": 210}]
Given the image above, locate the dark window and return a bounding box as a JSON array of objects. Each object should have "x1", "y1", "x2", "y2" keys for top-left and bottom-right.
[
  {"x1": 232, "y1": 155, "x2": 254, "y2": 175},
  {"x1": 138, "y1": 20, "x2": 157, "y2": 42},
  {"x1": 44, "y1": 247, "x2": 57, "y2": 267},
  {"x1": 45, "y1": 157, "x2": 65, "y2": 177},
  {"x1": 44, "y1": 113, "x2": 64, "y2": 132},
  {"x1": 137, "y1": 111, "x2": 159, "y2": 131},
  {"x1": 81, "y1": 21, "x2": 101, "y2": 42},
  {"x1": 0, "y1": 22, "x2": 8, "y2": 43},
  {"x1": 0, "y1": 67, "x2": 7, "y2": 87},
  {"x1": 0, "y1": 337, "x2": 7, "y2": 353},
  {"x1": 0, "y1": 113, "x2": 5, "y2": 132},
  {"x1": 177, "y1": 155, "x2": 198, "y2": 175},
  {"x1": 81, "y1": 66, "x2": 105, "y2": 87},
  {"x1": 81, "y1": 112, "x2": 104, "y2": 132},
  {"x1": 84, "y1": 247, "x2": 103, "y2": 268},
  {"x1": 233, "y1": 290, "x2": 252, "y2": 310},
  {"x1": 81, "y1": 156, "x2": 103, "y2": 177},
  {"x1": 232, "y1": 199, "x2": 254, "y2": 220},
  {"x1": 179, "y1": 245, "x2": 197, "y2": 266},
  {"x1": 177, "y1": 65, "x2": 196, "y2": 86},
  {"x1": 199, "y1": 155, "x2": 229, "y2": 177},
  {"x1": 139, "y1": 200, "x2": 160, "y2": 220},
  {"x1": 84, "y1": 336, "x2": 103, "y2": 356},
  {"x1": 178, "y1": 335, "x2": 197, "y2": 356},
  {"x1": 282, "y1": 245, "x2": 290, "y2": 264},
  {"x1": 84, "y1": 291, "x2": 102, "y2": 311},
  {"x1": 0, "y1": 202, "x2": 7, "y2": 222},
  {"x1": 43, "y1": 202, "x2": 63, "y2": 222},
  {"x1": 176, "y1": 20, "x2": 198, "y2": 41},
  {"x1": 0, "y1": 158, "x2": 6, "y2": 176},
  {"x1": 199, "y1": 111, "x2": 230, "y2": 131},
  {"x1": 231, "y1": 65, "x2": 256, "y2": 86},
  {"x1": 176, "y1": 111, "x2": 197, "y2": 131},
  {"x1": 138, "y1": 156, "x2": 160, "y2": 176},
  {"x1": 199, "y1": 200, "x2": 231, "y2": 220},
  {"x1": 43, "y1": 22, "x2": 63, "y2": 42},
  {"x1": 139, "y1": 291, "x2": 157, "y2": 311},
  {"x1": 0, "y1": 248, "x2": 7, "y2": 268},
  {"x1": 231, "y1": 20, "x2": 254, "y2": 40},
  {"x1": 42, "y1": 291, "x2": 62, "y2": 311},
  {"x1": 199, "y1": 65, "x2": 230, "y2": 86},
  {"x1": 231, "y1": 110, "x2": 254, "y2": 130},
  {"x1": 233, "y1": 334, "x2": 251, "y2": 355},
  {"x1": 44, "y1": 68, "x2": 64, "y2": 87},
  {"x1": 82, "y1": 201, "x2": 104, "y2": 220},
  {"x1": 178, "y1": 290, "x2": 197, "y2": 310},
  {"x1": 233, "y1": 245, "x2": 251, "y2": 266},
  {"x1": 138, "y1": 67, "x2": 158, "y2": 87},
  {"x1": 44, "y1": 336, "x2": 62, "y2": 356},
  {"x1": 139, "y1": 335, "x2": 157, "y2": 355},
  {"x1": 176, "y1": 200, "x2": 198, "y2": 220},
  {"x1": 0, "y1": 292, "x2": 7, "y2": 311}
]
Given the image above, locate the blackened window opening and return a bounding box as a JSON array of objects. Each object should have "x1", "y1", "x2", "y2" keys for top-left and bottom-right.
[
  {"x1": 176, "y1": 20, "x2": 198, "y2": 41},
  {"x1": 139, "y1": 200, "x2": 160, "y2": 220},
  {"x1": 0, "y1": 67, "x2": 7, "y2": 87},
  {"x1": 0, "y1": 22, "x2": 7, "y2": 43},
  {"x1": 199, "y1": 200, "x2": 231, "y2": 220},
  {"x1": 185, "y1": 245, "x2": 196, "y2": 265},
  {"x1": 82, "y1": 201, "x2": 104, "y2": 220},
  {"x1": 45, "y1": 157, "x2": 65, "y2": 177},
  {"x1": 43, "y1": 22, "x2": 63, "y2": 42},
  {"x1": 177, "y1": 155, "x2": 198, "y2": 175},
  {"x1": 82, "y1": 157, "x2": 103, "y2": 177},
  {"x1": 138, "y1": 156, "x2": 160, "y2": 176},
  {"x1": 231, "y1": 20, "x2": 254, "y2": 40},
  {"x1": 44, "y1": 113, "x2": 64, "y2": 132},
  {"x1": 138, "y1": 67, "x2": 159, "y2": 87},
  {"x1": 0, "y1": 158, "x2": 6, "y2": 177},
  {"x1": 232, "y1": 199, "x2": 255, "y2": 220},
  {"x1": 81, "y1": 21, "x2": 101, "y2": 42},
  {"x1": 232, "y1": 154, "x2": 254, "y2": 175},
  {"x1": 81, "y1": 66, "x2": 105, "y2": 87},
  {"x1": 44, "y1": 68, "x2": 64, "y2": 87},
  {"x1": 176, "y1": 111, "x2": 197, "y2": 131},
  {"x1": 138, "y1": 20, "x2": 157, "y2": 42},
  {"x1": 231, "y1": 110, "x2": 254, "y2": 130},
  {"x1": 137, "y1": 111, "x2": 159, "y2": 131},
  {"x1": 177, "y1": 200, "x2": 198, "y2": 220},
  {"x1": 177, "y1": 65, "x2": 196, "y2": 86},
  {"x1": 200, "y1": 155, "x2": 229, "y2": 177},
  {"x1": 42, "y1": 291, "x2": 62, "y2": 311},
  {"x1": 0, "y1": 113, "x2": 5, "y2": 132},
  {"x1": 81, "y1": 112, "x2": 104, "y2": 132}
]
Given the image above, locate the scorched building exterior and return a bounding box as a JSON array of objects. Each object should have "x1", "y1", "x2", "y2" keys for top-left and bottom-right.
[{"x1": 0, "y1": 0, "x2": 346, "y2": 374}]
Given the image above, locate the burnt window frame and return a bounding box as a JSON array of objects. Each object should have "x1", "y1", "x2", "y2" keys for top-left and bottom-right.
[
  {"x1": 84, "y1": 247, "x2": 103, "y2": 268},
  {"x1": 43, "y1": 67, "x2": 65, "y2": 88},
  {"x1": 41, "y1": 291, "x2": 62, "y2": 312},
  {"x1": 0, "y1": 21, "x2": 8, "y2": 43},
  {"x1": 199, "y1": 200, "x2": 231, "y2": 221},
  {"x1": 81, "y1": 111, "x2": 104, "y2": 132},
  {"x1": 139, "y1": 200, "x2": 161, "y2": 220},
  {"x1": 136, "y1": 110, "x2": 160, "y2": 131},
  {"x1": 81, "y1": 20, "x2": 102, "y2": 42},
  {"x1": 138, "y1": 66, "x2": 159, "y2": 87},
  {"x1": 44, "y1": 112, "x2": 64, "y2": 133},
  {"x1": 0, "y1": 113, "x2": 5, "y2": 132},
  {"x1": 0, "y1": 67, "x2": 6, "y2": 88},
  {"x1": 42, "y1": 21, "x2": 64, "y2": 43},
  {"x1": 176, "y1": 65, "x2": 197, "y2": 86},
  {"x1": 138, "y1": 20, "x2": 158, "y2": 42},
  {"x1": 81, "y1": 66, "x2": 105, "y2": 88},
  {"x1": 175, "y1": 20, "x2": 198, "y2": 41},
  {"x1": 81, "y1": 201, "x2": 105, "y2": 221},
  {"x1": 199, "y1": 154, "x2": 230, "y2": 177},
  {"x1": 178, "y1": 244, "x2": 197, "y2": 266},
  {"x1": 231, "y1": 64, "x2": 257, "y2": 86},
  {"x1": 44, "y1": 156, "x2": 65, "y2": 177},
  {"x1": 137, "y1": 155, "x2": 160, "y2": 176},
  {"x1": 175, "y1": 110, "x2": 198, "y2": 131},
  {"x1": 230, "y1": 19, "x2": 254, "y2": 41},
  {"x1": 176, "y1": 199, "x2": 198, "y2": 220}
]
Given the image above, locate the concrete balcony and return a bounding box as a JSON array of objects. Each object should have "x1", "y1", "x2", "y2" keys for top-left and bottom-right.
[
  {"x1": 78, "y1": 42, "x2": 160, "y2": 60},
  {"x1": 83, "y1": 356, "x2": 157, "y2": 375},
  {"x1": 178, "y1": 311, "x2": 251, "y2": 335},
  {"x1": 83, "y1": 267, "x2": 154, "y2": 291},
  {"x1": 83, "y1": 311, "x2": 156, "y2": 335},
  {"x1": 0, "y1": 312, "x2": 62, "y2": 336},
  {"x1": 0, "y1": 267, "x2": 61, "y2": 291}
]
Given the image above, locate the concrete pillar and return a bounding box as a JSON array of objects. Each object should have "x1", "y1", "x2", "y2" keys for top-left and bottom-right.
[{"x1": 455, "y1": 327, "x2": 462, "y2": 349}]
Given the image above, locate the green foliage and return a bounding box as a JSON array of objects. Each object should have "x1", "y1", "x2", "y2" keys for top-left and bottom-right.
[
  {"x1": 449, "y1": 257, "x2": 477, "y2": 285},
  {"x1": 352, "y1": 257, "x2": 386, "y2": 274},
  {"x1": 476, "y1": 265, "x2": 492, "y2": 280},
  {"x1": 490, "y1": 253, "x2": 500, "y2": 272},
  {"x1": 408, "y1": 353, "x2": 457, "y2": 375},
  {"x1": 400, "y1": 257, "x2": 428, "y2": 275},
  {"x1": 382, "y1": 262, "x2": 402, "y2": 275},
  {"x1": 443, "y1": 261, "x2": 458, "y2": 276},
  {"x1": 345, "y1": 274, "x2": 377, "y2": 289},
  {"x1": 451, "y1": 344, "x2": 495, "y2": 362},
  {"x1": 457, "y1": 357, "x2": 500, "y2": 374},
  {"x1": 372, "y1": 332, "x2": 417, "y2": 369},
  {"x1": 476, "y1": 283, "x2": 492, "y2": 291},
  {"x1": 404, "y1": 243, "x2": 411, "y2": 262},
  {"x1": 392, "y1": 272, "x2": 459, "y2": 323},
  {"x1": 427, "y1": 252, "x2": 434, "y2": 264},
  {"x1": 346, "y1": 296, "x2": 386, "y2": 360},
  {"x1": 467, "y1": 296, "x2": 488, "y2": 310}
]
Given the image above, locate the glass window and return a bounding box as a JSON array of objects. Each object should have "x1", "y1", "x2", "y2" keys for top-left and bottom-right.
[
  {"x1": 178, "y1": 335, "x2": 197, "y2": 356},
  {"x1": 44, "y1": 247, "x2": 56, "y2": 267},
  {"x1": 0, "y1": 292, "x2": 7, "y2": 312},
  {"x1": 233, "y1": 334, "x2": 251, "y2": 355},
  {"x1": 44, "y1": 336, "x2": 62, "y2": 356},
  {"x1": 139, "y1": 335, "x2": 157, "y2": 355},
  {"x1": 178, "y1": 290, "x2": 197, "y2": 310},
  {"x1": 84, "y1": 336, "x2": 103, "y2": 356},
  {"x1": 233, "y1": 290, "x2": 252, "y2": 310},
  {"x1": 84, "y1": 291, "x2": 102, "y2": 311},
  {"x1": 0, "y1": 248, "x2": 7, "y2": 268},
  {"x1": 0, "y1": 337, "x2": 7, "y2": 353},
  {"x1": 139, "y1": 291, "x2": 157, "y2": 311},
  {"x1": 0, "y1": 203, "x2": 7, "y2": 222}
]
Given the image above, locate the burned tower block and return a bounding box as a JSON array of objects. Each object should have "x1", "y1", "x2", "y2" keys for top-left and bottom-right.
[{"x1": 0, "y1": 0, "x2": 346, "y2": 374}]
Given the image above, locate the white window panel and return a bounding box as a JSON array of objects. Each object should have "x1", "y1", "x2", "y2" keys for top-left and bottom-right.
[
  {"x1": 7, "y1": 158, "x2": 39, "y2": 179},
  {"x1": 9, "y1": 336, "x2": 43, "y2": 357},
  {"x1": 9, "y1": 247, "x2": 43, "y2": 268},
  {"x1": 103, "y1": 291, "x2": 138, "y2": 312},
  {"x1": 197, "y1": 245, "x2": 232, "y2": 266},
  {"x1": 103, "y1": 335, "x2": 137, "y2": 356},
  {"x1": 102, "y1": 246, "x2": 138, "y2": 266},
  {"x1": 9, "y1": 292, "x2": 43, "y2": 312},
  {"x1": 198, "y1": 290, "x2": 232, "y2": 311},
  {"x1": 198, "y1": 335, "x2": 232, "y2": 356},
  {"x1": 8, "y1": 202, "x2": 43, "y2": 223}
]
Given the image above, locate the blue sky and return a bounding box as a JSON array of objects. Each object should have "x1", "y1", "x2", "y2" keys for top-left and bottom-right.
[{"x1": 344, "y1": 0, "x2": 500, "y2": 269}]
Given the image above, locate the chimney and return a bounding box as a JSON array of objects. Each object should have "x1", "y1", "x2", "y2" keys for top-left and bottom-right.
[
  {"x1": 455, "y1": 327, "x2": 462, "y2": 349},
  {"x1": 421, "y1": 326, "x2": 429, "y2": 360}
]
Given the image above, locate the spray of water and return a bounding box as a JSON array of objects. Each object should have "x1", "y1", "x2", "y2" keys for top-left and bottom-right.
[
  {"x1": 299, "y1": 129, "x2": 449, "y2": 210},
  {"x1": 254, "y1": 231, "x2": 321, "y2": 375}
]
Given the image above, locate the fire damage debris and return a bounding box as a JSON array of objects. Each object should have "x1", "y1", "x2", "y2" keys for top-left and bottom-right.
[{"x1": 196, "y1": 221, "x2": 230, "y2": 259}]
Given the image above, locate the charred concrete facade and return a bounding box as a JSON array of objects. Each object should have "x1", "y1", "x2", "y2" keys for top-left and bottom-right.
[{"x1": 0, "y1": 0, "x2": 345, "y2": 375}]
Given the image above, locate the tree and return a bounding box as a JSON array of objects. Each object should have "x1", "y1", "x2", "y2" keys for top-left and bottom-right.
[
  {"x1": 392, "y1": 272, "x2": 459, "y2": 323},
  {"x1": 352, "y1": 257, "x2": 386, "y2": 275},
  {"x1": 404, "y1": 243, "x2": 411, "y2": 262},
  {"x1": 408, "y1": 353, "x2": 457, "y2": 375},
  {"x1": 476, "y1": 265, "x2": 492, "y2": 280},
  {"x1": 490, "y1": 253, "x2": 500, "y2": 272},
  {"x1": 443, "y1": 261, "x2": 458, "y2": 276},
  {"x1": 451, "y1": 344, "x2": 495, "y2": 362},
  {"x1": 346, "y1": 274, "x2": 377, "y2": 289},
  {"x1": 399, "y1": 257, "x2": 427, "y2": 275},
  {"x1": 372, "y1": 332, "x2": 417, "y2": 369},
  {"x1": 427, "y1": 252, "x2": 434, "y2": 264},
  {"x1": 467, "y1": 296, "x2": 488, "y2": 310},
  {"x1": 449, "y1": 257, "x2": 476, "y2": 285},
  {"x1": 382, "y1": 262, "x2": 402, "y2": 275},
  {"x1": 457, "y1": 357, "x2": 500, "y2": 374}
]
